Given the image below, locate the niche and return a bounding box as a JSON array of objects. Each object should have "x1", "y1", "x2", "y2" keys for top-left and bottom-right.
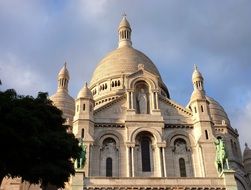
[{"x1": 135, "y1": 81, "x2": 149, "y2": 114}]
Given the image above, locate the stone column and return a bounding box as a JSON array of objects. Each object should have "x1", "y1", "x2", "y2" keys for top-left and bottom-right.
[
  {"x1": 127, "y1": 91, "x2": 131, "y2": 109},
  {"x1": 131, "y1": 146, "x2": 135, "y2": 177},
  {"x1": 162, "y1": 147, "x2": 167, "y2": 177},
  {"x1": 155, "y1": 91, "x2": 159, "y2": 109},
  {"x1": 151, "y1": 91, "x2": 155, "y2": 111},
  {"x1": 154, "y1": 145, "x2": 162, "y2": 177},
  {"x1": 130, "y1": 91, "x2": 134, "y2": 109},
  {"x1": 126, "y1": 146, "x2": 131, "y2": 177}
]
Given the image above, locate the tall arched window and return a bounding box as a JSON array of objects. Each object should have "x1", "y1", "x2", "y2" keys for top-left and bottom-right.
[
  {"x1": 106, "y1": 157, "x2": 112, "y2": 177},
  {"x1": 81, "y1": 129, "x2": 84, "y2": 138},
  {"x1": 179, "y1": 158, "x2": 186, "y2": 177},
  {"x1": 141, "y1": 136, "x2": 151, "y2": 172}
]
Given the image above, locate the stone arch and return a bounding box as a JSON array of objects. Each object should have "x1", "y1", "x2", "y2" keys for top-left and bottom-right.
[
  {"x1": 93, "y1": 130, "x2": 123, "y2": 177},
  {"x1": 95, "y1": 129, "x2": 124, "y2": 147},
  {"x1": 129, "y1": 77, "x2": 156, "y2": 91},
  {"x1": 130, "y1": 127, "x2": 162, "y2": 144},
  {"x1": 165, "y1": 130, "x2": 196, "y2": 148},
  {"x1": 235, "y1": 173, "x2": 249, "y2": 190},
  {"x1": 164, "y1": 130, "x2": 195, "y2": 177}
]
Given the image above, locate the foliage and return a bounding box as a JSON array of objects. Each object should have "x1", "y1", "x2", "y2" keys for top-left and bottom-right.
[{"x1": 0, "y1": 89, "x2": 81, "y2": 188}]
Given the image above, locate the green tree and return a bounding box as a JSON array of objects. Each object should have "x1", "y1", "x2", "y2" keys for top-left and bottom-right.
[{"x1": 0, "y1": 89, "x2": 81, "y2": 189}]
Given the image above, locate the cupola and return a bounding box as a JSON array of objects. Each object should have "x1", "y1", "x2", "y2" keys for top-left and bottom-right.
[{"x1": 118, "y1": 14, "x2": 132, "y2": 48}]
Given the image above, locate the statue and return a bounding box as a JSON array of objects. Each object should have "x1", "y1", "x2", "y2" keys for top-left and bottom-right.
[
  {"x1": 74, "y1": 142, "x2": 87, "y2": 169},
  {"x1": 215, "y1": 138, "x2": 229, "y2": 173},
  {"x1": 137, "y1": 88, "x2": 147, "y2": 114}
]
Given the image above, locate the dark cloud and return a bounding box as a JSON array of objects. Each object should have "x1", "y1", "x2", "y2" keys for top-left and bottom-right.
[{"x1": 0, "y1": 0, "x2": 250, "y2": 148}]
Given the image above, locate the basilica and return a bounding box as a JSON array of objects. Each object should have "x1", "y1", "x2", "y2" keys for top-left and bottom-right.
[
  {"x1": 49, "y1": 16, "x2": 251, "y2": 190},
  {"x1": 1, "y1": 16, "x2": 251, "y2": 190}
]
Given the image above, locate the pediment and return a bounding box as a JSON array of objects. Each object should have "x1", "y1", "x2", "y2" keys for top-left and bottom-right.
[
  {"x1": 159, "y1": 96, "x2": 193, "y2": 124},
  {"x1": 94, "y1": 95, "x2": 126, "y2": 123},
  {"x1": 127, "y1": 68, "x2": 159, "y2": 81}
]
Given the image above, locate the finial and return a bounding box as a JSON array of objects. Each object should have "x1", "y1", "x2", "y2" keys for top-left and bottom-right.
[
  {"x1": 85, "y1": 82, "x2": 88, "y2": 88},
  {"x1": 122, "y1": 13, "x2": 127, "y2": 18},
  {"x1": 64, "y1": 61, "x2": 67, "y2": 68},
  {"x1": 245, "y1": 143, "x2": 248, "y2": 148},
  {"x1": 194, "y1": 64, "x2": 198, "y2": 71}
]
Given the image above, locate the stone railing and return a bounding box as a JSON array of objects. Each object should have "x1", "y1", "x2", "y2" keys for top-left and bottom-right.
[{"x1": 78, "y1": 177, "x2": 226, "y2": 190}]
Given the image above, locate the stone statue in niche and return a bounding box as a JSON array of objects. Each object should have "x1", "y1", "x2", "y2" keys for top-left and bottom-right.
[
  {"x1": 137, "y1": 88, "x2": 147, "y2": 114},
  {"x1": 174, "y1": 139, "x2": 187, "y2": 154}
]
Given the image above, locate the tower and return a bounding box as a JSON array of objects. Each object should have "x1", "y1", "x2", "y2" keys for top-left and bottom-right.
[
  {"x1": 50, "y1": 62, "x2": 75, "y2": 125},
  {"x1": 243, "y1": 143, "x2": 251, "y2": 183},
  {"x1": 73, "y1": 82, "x2": 94, "y2": 176},
  {"x1": 188, "y1": 65, "x2": 217, "y2": 177}
]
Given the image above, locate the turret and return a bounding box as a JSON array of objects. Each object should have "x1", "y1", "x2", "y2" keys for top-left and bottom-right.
[
  {"x1": 73, "y1": 82, "x2": 94, "y2": 176},
  {"x1": 50, "y1": 62, "x2": 75, "y2": 125},
  {"x1": 188, "y1": 66, "x2": 217, "y2": 177},
  {"x1": 118, "y1": 14, "x2": 132, "y2": 48},
  {"x1": 74, "y1": 82, "x2": 94, "y2": 122},
  {"x1": 189, "y1": 65, "x2": 211, "y2": 122},
  {"x1": 57, "y1": 62, "x2": 69, "y2": 92},
  {"x1": 243, "y1": 143, "x2": 251, "y2": 181}
]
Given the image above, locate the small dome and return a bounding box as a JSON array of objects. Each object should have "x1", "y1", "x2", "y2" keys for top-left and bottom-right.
[
  {"x1": 77, "y1": 83, "x2": 93, "y2": 99},
  {"x1": 206, "y1": 96, "x2": 230, "y2": 125},
  {"x1": 244, "y1": 144, "x2": 251, "y2": 161},
  {"x1": 192, "y1": 66, "x2": 203, "y2": 82},
  {"x1": 119, "y1": 16, "x2": 131, "y2": 29},
  {"x1": 58, "y1": 62, "x2": 69, "y2": 79},
  {"x1": 243, "y1": 143, "x2": 251, "y2": 174}
]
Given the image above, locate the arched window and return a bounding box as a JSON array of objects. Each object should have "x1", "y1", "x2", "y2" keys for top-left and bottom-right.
[
  {"x1": 179, "y1": 158, "x2": 186, "y2": 177},
  {"x1": 194, "y1": 107, "x2": 197, "y2": 113},
  {"x1": 81, "y1": 129, "x2": 84, "y2": 138},
  {"x1": 106, "y1": 157, "x2": 112, "y2": 177},
  {"x1": 83, "y1": 104, "x2": 85, "y2": 111},
  {"x1": 205, "y1": 130, "x2": 209, "y2": 140},
  {"x1": 141, "y1": 136, "x2": 151, "y2": 172},
  {"x1": 231, "y1": 139, "x2": 234, "y2": 153},
  {"x1": 201, "y1": 105, "x2": 204, "y2": 112}
]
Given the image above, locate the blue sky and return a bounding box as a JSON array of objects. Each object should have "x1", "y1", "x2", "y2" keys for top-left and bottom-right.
[{"x1": 0, "y1": 0, "x2": 251, "y2": 150}]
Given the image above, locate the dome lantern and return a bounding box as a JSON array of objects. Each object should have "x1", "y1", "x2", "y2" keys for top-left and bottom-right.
[
  {"x1": 118, "y1": 14, "x2": 132, "y2": 48},
  {"x1": 190, "y1": 65, "x2": 206, "y2": 101},
  {"x1": 57, "y1": 62, "x2": 69, "y2": 92}
]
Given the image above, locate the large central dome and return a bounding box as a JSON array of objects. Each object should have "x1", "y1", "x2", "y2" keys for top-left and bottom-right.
[
  {"x1": 88, "y1": 16, "x2": 169, "y2": 101},
  {"x1": 90, "y1": 46, "x2": 162, "y2": 86}
]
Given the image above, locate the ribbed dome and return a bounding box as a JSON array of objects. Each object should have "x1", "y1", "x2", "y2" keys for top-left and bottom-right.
[
  {"x1": 77, "y1": 83, "x2": 93, "y2": 99},
  {"x1": 206, "y1": 96, "x2": 230, "y2": 125},
  {"x1": 90, "y1": 46, "x2": 162, "y2": 86}
]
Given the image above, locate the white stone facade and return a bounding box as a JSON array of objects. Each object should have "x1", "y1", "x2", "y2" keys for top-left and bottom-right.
[{"x1": 69, "y1": 17, "x2": 251, "y2": 190}]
